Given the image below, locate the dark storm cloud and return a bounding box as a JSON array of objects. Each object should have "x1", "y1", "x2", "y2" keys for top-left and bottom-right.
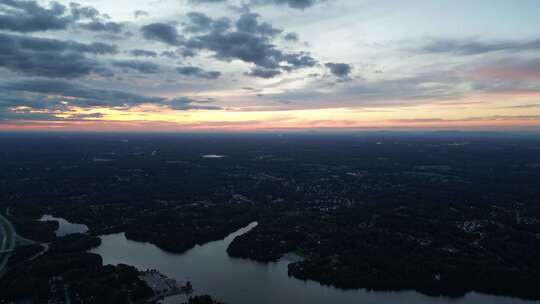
[
  {"x1": 0, "y1": 33, "x2": 116, "y2": 78},
  {"x1": 112, "y1": 60, "x2": 160, "y2": 73},
  {"x1": 175, "y1": 12, "x2": 317, "y2": 77},
  {"x1": 325, "y1": 62, "x2": 352, "y2": 78},
  {"x1": 421, "y1": 38, "x2": 540, "y2": 55},
  {"x1": 175, "y1": 66, "x2": 222, "y2": 79},
  {"x1": 140, "y1": 22, "x2": 184, "y2": 45},
  {"x1": 130, "y1": 49, "x2": 158, "y2": 57},
  {"x1": 0, "y1": 0, "x2": 124, "y2": 33}
]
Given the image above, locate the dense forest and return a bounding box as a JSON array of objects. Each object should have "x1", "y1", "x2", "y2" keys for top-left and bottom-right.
[{"x1": 1, "y1": 133, "x2": 540, "y2": 301}]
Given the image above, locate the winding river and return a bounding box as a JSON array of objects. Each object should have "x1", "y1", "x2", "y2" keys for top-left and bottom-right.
[{"x1": 84, "y1": 222, "x2": 538, "y2": 304}]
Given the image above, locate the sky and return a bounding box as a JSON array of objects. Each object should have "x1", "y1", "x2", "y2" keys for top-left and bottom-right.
[{"x1": 1, "y1": 0, "x2": 540, "y2": 132}]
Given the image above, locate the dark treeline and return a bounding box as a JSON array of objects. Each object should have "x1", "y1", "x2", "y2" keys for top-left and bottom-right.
[{"x1": 0, "y1": 233, "x2": 153, "y2": 304}]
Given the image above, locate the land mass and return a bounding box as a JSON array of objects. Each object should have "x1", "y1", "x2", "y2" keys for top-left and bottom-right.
[{"x1": 1, "y1": 134, "x2": 539, "y2": 301}]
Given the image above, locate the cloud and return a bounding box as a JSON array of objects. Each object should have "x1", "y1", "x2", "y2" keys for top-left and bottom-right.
[
  {"x1": 66, "y1": 112, "x2": 104, "y2": 119},
  {"x1": 188, "y1": 0, "x2": 227, "y2": 4},
  {"x1": 78, "y1": 20, "x2": 124, "y2": 34},
  {"x1": 138, "y1": 12, "x2": 317, "y2": 78},
  {"x1": 68, "y1": 2, "x2": 99, "y2": 20},
  {"x1": 0, "y1": 0, "x2": 71, "y2": 32},
  {"x1": 421, "y1": 38, "x2": 540, "y2": 55},
  {"x1": 472, "y1": 58, "x2": 540, "y2": 81},
  {"x1": 505, "y1": 104, "x2": 540, "y2": 109},
  {"x1": 185, "y1": 31, "x2": 276, "y2": 67},
  {"x1": 251, "y1": 0, "x2": 326, "y2": 9},
  {"x1": 166, "y1": 96, "x2": 222, "y2": 110},
  {"x1": 189, "y1": 0, "x2": 326, "y2": 10},
  {"x1": 464, "y1": 58, "x2": 540, "y2": 95},
  {"x1": 472, "y1": 79, "x2": 540, "y2": 95},
  {"x1": 245, "y1": 67, "x2": 281, "y2": 78},
  {"x1": 175, "y1": 66, "x2": 221, "y2": 79},
  {"x1": 262, "y1": 71, "x2": 470, "y2": 109},
  {"x1": 130, "y1": 49, "x2": 158, "y2": 57},
  {"x1": 112, "y1": 60, "x2": 160, "y2": 73},
  {"x1": 0, "y1": 0, "x2": 124, "y2": 34},
  {"x1": 1, "y1": 79, "x2": 163, "y2": 108},
  {"x1": 183, "y1": 11, "x2": 230, "y2": 33},
  {"x1": 177, "y1": 12, "x2": 317, "y2": 77},
  {"x1": 0, "y1": 33, "x2": 117, "y2": 54},
  {"x1": 0, "y1": 108, "x2": 60, "y2": 122},
  {"x1": 0, "y1": 33, "x2": 116, "y2": 78},
  {"x1": 0, "y1": 78, "x2": 224, "y2": 121},
  {"x1": 235, "y1": 12, "x2": 281, "y2": 37},
  {"x1": 389, "y1": 115, "x2": 540, "y2": 124},
  {"x1": 140, "y1": 22, "x2": 184, "y2": 45},
  {"x1": 325, "y1": 62, "x2": 352, "y2": 78},
  {"x1": 283, "y1": 32, "x2": 299, "y2": 42},
  {"x1": 134, "y1": 10, "x2": 149, "y2": 18}
]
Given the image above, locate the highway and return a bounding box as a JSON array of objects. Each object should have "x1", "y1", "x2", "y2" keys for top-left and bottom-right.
[
  {"x1": 0, "y1": 212, "x2": 16, "y2": 273},
  {"x1": 0, "y1": 212, "x2": 49, "y2": 276}
]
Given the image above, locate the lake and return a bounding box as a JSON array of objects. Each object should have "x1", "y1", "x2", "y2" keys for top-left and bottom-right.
[
  {"x1": 39, "y1": 214, "x2": 89, "y2": 237},
  {"x1": 87, "y1": 222, "x2": 538, "y2": 304}
]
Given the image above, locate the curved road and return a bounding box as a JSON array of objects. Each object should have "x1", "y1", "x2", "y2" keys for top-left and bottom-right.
[
  {"x1": 0, "y1": 212, "x2": 49, "y2": 276},
  {"x1": 0, "y1": 213, "x2": 16, "y2": 273}
]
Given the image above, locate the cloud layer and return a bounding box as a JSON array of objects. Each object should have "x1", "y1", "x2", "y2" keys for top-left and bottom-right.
[{"x1": 1, "y1": 0, "x2": 540, "y2": 131}]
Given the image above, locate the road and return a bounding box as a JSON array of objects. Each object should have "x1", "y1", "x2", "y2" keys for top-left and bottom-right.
[
  {"x1": 28, "y1": 243, "x2": 49, "y2": 261},
  {"x1": 0, "y1": 212, "x2": 16, "y2": 273},
  {"x1": 0, "y1": 211, "x2": 50, "y2": 276}
]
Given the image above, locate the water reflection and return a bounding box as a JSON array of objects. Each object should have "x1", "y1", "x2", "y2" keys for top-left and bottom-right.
[
  {"x1": 89, "y1": 222, "x2": 536, "y2": 304},
  {"x1": 201, "y1": 154, "x2": 225, "y2": 159}
]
